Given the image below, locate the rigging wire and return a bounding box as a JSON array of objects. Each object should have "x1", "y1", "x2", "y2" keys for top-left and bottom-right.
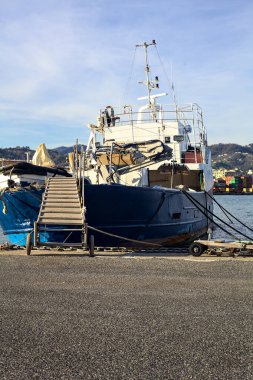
[
  {"x1": 154, "y1": 44, "x2": 192, "y2": 130},
  {"x1": 154, "y1": 45, "x2": 177, "y2": 104},
  {"x1": 121, "y1": 46, "x2": 137, "y2": 105}
]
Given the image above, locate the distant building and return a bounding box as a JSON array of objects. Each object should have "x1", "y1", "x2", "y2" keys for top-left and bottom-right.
[{"x1": 212, "y1": 168, "x2": 227, "y2": 179}]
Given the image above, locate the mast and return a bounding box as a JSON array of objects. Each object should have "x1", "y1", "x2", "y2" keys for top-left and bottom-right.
[{"x1": 136, "y1": 40, "x2": 158, "y2": 108}]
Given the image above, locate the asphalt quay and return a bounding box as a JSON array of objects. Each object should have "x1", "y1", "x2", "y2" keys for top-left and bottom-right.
[{"x1": 0, "y1": 250, "x2": 253, "y2": 379}]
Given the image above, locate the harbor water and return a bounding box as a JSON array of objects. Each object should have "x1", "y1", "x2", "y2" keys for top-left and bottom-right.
[
  {"x1": 0, "y1": 195, "x2": 252, "y2": 245},
  {"x1": 212, "y1": 195, "x2": 253, "y2": 241}
]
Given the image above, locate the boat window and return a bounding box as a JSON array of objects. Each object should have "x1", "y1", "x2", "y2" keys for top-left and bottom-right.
[
  {"x1": 172, "y1": 212, "x2": 181, "y2": 219},
  {"x1": 173, "y1": 135, "x2": 184, "y2": 142}
]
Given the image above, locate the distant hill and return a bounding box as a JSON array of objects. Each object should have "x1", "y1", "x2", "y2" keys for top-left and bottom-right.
[
  {"x1": 0, "y1": 146, "x2": 32, "y2": 161},
  {"x1": 1, "y1": 143, "x2": 253, "y2": 172},
  {"x1": 50, "y1": 145, "x2": 86, "y2": 165},
  {"x1": 210, "y1": 143, "x2": 253, "y2": 172},
  {"x1": 0, "y1": 145, "x2": 85, "y2": 167}
]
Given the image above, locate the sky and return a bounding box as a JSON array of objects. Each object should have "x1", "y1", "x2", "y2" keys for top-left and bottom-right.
[{"x1": 0, "y1": 0, "x2": 253, "y2": 149}]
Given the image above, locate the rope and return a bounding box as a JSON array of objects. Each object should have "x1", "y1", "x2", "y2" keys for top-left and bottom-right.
[
  {"x1": 144, "y1": 192, "x2": 166, "y2": 227},
  {"x1": 88, "y1": 225, "x2": 162, "y2": 247},
  {"x1": 182, "y1": 190, "x2": 238, "y2": 240},
  {"x1": 182, "y1": 190, "x2": 253, "y2": 241},
  {"x1": 154, "y1": 45, "x2": 177, "y2": 104},
  {"x1": 205, "y1": 191, "x2": 253, "y2": 233},
  {"x1": 209, "y1": 193, "x2": 234, "y2": 223}
]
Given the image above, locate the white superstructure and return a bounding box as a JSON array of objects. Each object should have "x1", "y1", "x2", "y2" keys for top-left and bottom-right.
[{"x1": 84, "y1": 41, "x2": 213, "y2": 192}]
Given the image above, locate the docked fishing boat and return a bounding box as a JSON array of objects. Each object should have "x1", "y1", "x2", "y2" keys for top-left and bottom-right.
[{"x1": 80, "y1": 40, "x2": 214, "y2": 247}]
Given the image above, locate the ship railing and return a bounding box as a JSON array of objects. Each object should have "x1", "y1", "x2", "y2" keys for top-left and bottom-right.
[
  {"x1": 98, "y1": 103, "x2": 208, "y2": 164},
  {"x1": 101, "y1": 103, "x2": 206, "y2": 139},
  {"x1": 100, "y1": 103, "x2": 207, "y2": 153}
]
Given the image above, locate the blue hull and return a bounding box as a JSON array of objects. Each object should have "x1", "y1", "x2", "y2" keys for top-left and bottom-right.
[
  {"x1": 84, "y1": 184, "x2": 210, "y2": 247},
  {"x1": 0, "y1": 184, "x2": 211, "y2": 247},
  {"x1": 0, "y1": 188, "x2": 43, "y2": 246}
]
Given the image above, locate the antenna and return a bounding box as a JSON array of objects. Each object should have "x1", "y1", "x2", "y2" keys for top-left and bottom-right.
[
  {"x1": 170, "y1": 62, "x2": 177, "y2": 104},
  {"x1": 136, "y1": 40, "x2": 159, "y2": 107}
]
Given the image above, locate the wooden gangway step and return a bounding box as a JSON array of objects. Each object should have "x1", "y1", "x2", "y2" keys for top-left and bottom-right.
[
  {"x1": 44, "y1": 192, "x2": 79, "y2": 199},
  {"x1": 45, "y1": 193, "x2": 78, "y2": 196},
  {"x1": 46, "y1": 185, "x2": 78, "y2": 188},
  {"x1": 38, "y1": 219, "x2": 83, "y2": 225},
  {"x1": 43, "y1": 199, "x2": 80, "y2": 203},
  {"x1": 37, "y1": 177, "x2": 84, "y2": 226},
  {"x1": 42, "y1": 207, "x2": 81, "y2": 212}
]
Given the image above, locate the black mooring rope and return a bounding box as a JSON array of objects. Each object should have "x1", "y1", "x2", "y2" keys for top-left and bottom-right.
[
  {"x1": 205, "y1": 191, "x2": 253, "y2": 233},
  {"x1": 181, "y1": 190, "x2": 253, "y2": 241},
  {"x1": 88, "y1": 225, "x2": 162, "y2": 247}
]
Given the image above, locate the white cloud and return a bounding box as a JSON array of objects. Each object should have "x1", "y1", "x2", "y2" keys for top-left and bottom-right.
[{"x1": 0, "y1": 0, "x2": 253, "y2": 147}]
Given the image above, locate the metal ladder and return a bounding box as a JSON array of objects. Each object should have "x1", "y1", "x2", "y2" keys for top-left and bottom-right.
[
  {"x1": 26, "y1": 176, "x2": 93, "y2": 255},
  {"x1": 37, "y1": 177, "x2": 83, "y2": 226}
]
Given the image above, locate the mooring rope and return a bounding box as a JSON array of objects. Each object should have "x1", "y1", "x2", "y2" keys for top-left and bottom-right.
[
  {"x1": 181, "y1": 190, "x2": 253, "y2": 241},
  {"x1": 205, "y1": 191, "x2": 253, "y2": 233},
  {"x1": 88, "y1": 225, "x2": 162, "y2": 247}
]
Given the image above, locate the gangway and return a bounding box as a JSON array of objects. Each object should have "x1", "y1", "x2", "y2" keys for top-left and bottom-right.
[{"x1": 26, "y1": 177, "x2": 94, "y2": 256}]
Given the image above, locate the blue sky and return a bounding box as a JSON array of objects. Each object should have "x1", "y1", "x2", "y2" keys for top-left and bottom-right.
[{"x1": 0, "y1": 0, "x2": 253, "y2": 148}]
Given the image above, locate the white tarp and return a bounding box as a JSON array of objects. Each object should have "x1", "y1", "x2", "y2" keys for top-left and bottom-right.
[{"x1": 32, "y1": 143, "x2": 55, "y2": 167}]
